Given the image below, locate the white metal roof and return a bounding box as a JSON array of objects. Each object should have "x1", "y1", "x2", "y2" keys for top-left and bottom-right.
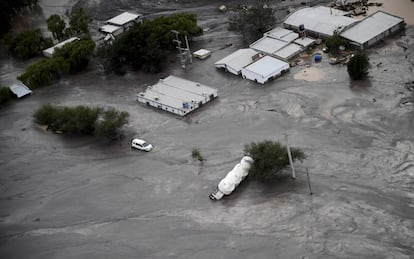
[
  {"x1": 264, "y1": 27, "x2": 293, "y2": 39},
  {"x1": 214, "y1": 48, "x2": 259, "y2": 72},
  {"x1": 9, "y1": 83, "x2": 32, "y2": 98},
  {"x1": 274, "y1": 43, "x2": 303, "y2": 60},
  {"x1": 193, "y1": 49, "x2": 211, "y2": 57},
  {"x1": 106, "y1": 12, "x2": 141, "y2": 26},
  {"x1": 100, "y1": 24, "x2": 122, "y2": 34},
  {"x1": 42, "y1": 37, "x2": 79, "y2": 58},
  {"x1": 294, "y1": 37, "x2": 316, "y2": 47},
  {"x1": 243, "y1": 56, "x2": 290, "y2": 78},
  {"x1": 137, "y1": 76, "x2": 217, "y2": 111},
  {"x1": 250, "y1": 37, "x2": 289, "y2": 55},
  {"x1": 284, "y1": 6, "x2": 357, "y2": 37},
  {"x1": 340, "y1": 11, "x2": 404, "y2": 44}
]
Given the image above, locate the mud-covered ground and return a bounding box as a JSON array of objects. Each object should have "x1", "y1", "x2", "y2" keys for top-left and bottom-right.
[{"x1": 1, "y1": 1, "x2": 414, "y2": 258}]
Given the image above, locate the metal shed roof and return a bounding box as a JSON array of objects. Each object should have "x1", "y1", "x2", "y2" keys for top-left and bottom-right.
[
  {"x1": 250, "y1": 37, "x2": 289, "y2": 55},
  {"x1": 106, "y1": 12, "x2": 142, "y2": 26},
  {"x1": 100, "y1": 24, "x2": 122, "y2": 34},
  {"x1": 214, "y1": 48, "x2": 259, "y2": 72},
  {"x1": 340, "y1": 11, "x2": 404, "y2": 45},
  {"x1": 274, "y1": 43, "x2": 303, "y2": 60},
  {"x1": 243, "y1": 56, "x2": 290, "y2": 78},
  {"x1": 294, "y1": 37, "x2": 316, "y2": 47},
  {"x1": 284, "y1": 6, "x2": 357, "y2": 37},
  {"x1": 9, "y1": 83, "x2": 32, "y2": 98},
  {"x1": 42, "y1": 37, "x2": 79, "y2": 58}
]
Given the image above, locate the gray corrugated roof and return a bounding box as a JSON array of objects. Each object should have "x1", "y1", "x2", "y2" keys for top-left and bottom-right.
[
  {"x1": 9, "y1": 83, "x2": 32, "y2": 98},
  {"x1": 340, "y1": 11, "x2": 404, "y2": 44}
]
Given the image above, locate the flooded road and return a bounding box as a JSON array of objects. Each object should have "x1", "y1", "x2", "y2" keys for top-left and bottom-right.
[
  {"x1": 1, "y1": 1, "x2": 414, "y2": 258},
  {"x1": 368, "y1": 0, "x2": 414, "y2": 25}
]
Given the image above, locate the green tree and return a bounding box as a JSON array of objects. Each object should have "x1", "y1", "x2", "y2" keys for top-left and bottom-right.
[
  {"x1": 0, "y1": 87, "x2": 12, "y2": 105},
  {"x1": 244, "y1": 140, "x2": 306, "y2": 180},
  {"x1": 325, "y1": 34, "x2": 347, "y2": 54},
  {"x1": 95, "y1": 108, "x2": 129, "y2": 139},
  {"x1": 229, "y1": 0, "x2": 276, "y2": 43},
  {"x1": 347, "y1": 53, "x2": 369, "y2": 80},
  {"x1": 53, "y1": 37, "x2": 95, "y2": 72},
  {"x1": 5, "y1": 29, "x2": 53, "y2": 59},
  {"x1": 47, "y1": 14, "x2": 67, "y2": 41},
  {"x1": 17, "y1": 57, "x2": 69, "y2": 88},
  {"x1": 65, "y1": 7, "x2": 91, "y2": 37}
]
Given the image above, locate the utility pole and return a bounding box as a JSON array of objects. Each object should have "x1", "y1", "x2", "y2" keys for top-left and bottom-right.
[
  {"x1": 306, "y1": 168, "x2": 313, "y2": 195},
  {"x1": 285, "y1": 134, "x2": 296, "y2": 179},
  {"x1": 171, "y1": 30, "x2": 192, "y2": 69}
]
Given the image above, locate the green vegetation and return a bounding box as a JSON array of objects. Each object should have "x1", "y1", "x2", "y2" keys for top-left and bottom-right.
[
  {"x1": 191, "y1": 148, "x2": 204, "y2": 161},
  {"x1": 229, "y1": 0, "x2": 276, "y2": 43},
  {"x1": 4, "y1": 29, "x2": 53, "y2": 59},
  {"x1": 244, "y1": 140, "x2": 306, "y2": 180},
  {"x1": 33, "y1": 104, "x2": 129, "y2": 139},
  {"x1": 325, "y1": 35, "x2": 347, "y2": 54},
  {"x1": 347, "y1": 53, "x2": 369, "y2": 80},
  {"x1": 96, "y1": 13, "x2": 202, "y2": 74},
  {"x1": 0, "y1": 87, "x2": 13, "y2": 105},
  {"x1": 0, "y1": 0, "x2": 38, "y2": 36},
  {"x1": 46, "y1": 8, "x2": 91, "y2": 41},
  {"x1": 17, "y1": 37, "x2": 95, "y2": 88}
]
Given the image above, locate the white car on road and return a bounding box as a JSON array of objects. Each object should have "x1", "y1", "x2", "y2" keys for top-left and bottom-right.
[{"x1": 131, "y1": 138, "x2": 153, "y2": 152}]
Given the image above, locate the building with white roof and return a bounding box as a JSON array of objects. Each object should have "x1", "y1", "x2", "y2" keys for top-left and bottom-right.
[
  {"x1": 106, "y1": 12, "x2": 143, "y2": 28},
  {"x1": 42, "y1": 37, "x2": 80, "y2": 58},
  {"x1": 99, "y1": 24, "x2": 124, "y2": 36},
  {"x1": 283, "y1": 6, "x2": 357, "y2": 38},
  {"x1": 340, "y1": 11, "x2": 404, "y2": 50},
  {"x1": 294, "y1": 37, "x2": 316, "y2": 48},
  {"x1": 241, "y1": 56, "x2": 290, "y2": 84},
  {"x1": 214, "y1": 48, "x2": 260, "y2": 75},
  {"x1": 249, "y1": 37, "x2": 290, "y2": 56},
  {"x1": 274, "y1": 43, "x2": 303, "y2": 61},
  {"x1": 136, "y1": 75, "x2": 218, "y2": 116},
  {"x1": 9, "y1": 82, "x2": 32, "y2": 98},
  {"x1": 264, "y1": 27, "x2": 299, "y2": 42}
]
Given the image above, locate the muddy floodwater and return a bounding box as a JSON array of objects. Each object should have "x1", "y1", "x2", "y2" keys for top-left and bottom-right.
[{"x1": 1, "y1": 1, "x2": 414, "y2": 258}]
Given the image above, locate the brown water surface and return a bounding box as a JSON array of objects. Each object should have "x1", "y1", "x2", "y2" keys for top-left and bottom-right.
[{"x1": 368, "y1": 0, "x2": 414, "y2": 25}]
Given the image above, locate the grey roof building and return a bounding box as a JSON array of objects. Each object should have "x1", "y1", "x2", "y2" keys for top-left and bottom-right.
[{"x1": 136, "y1": 76, "x2": 218, "y2": 116}]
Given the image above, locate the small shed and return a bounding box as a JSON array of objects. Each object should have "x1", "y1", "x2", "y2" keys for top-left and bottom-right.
[
  {"x1": 241, "y1": 56, "x2": 290, "y2": 84},
  {"x1": 136, "y1": 75, "x2": 218, "y2": 116},
  {"x1": 193, "y1": 49, "x2": 211, "y2": 59},
  {"x1": 214, "y1": 48, "x2": 259, "y2": 75},
  {"x1": 99, "y1": 24, "x2": 123, "y2": 37},
  {"x1": 9, "y1": 82, "x2": 32, "y2": 98},
  {"x1": 106, "y1": 12, "x2": 143, "y2": 29},
  {"x1": 42, "y1": 37, "x2": 80, "y2": 58},
  {"x1": 274, "y1": 43, "x2": 303, "y2": 61},
  {"x1": 249, "y1": 36, "x2": 289, "y2": 56}
]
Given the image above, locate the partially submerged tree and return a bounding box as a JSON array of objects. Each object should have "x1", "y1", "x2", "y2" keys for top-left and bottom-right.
[
  {"x1": 66, "y1": 7, "x2": 91, "y2": 37},
  {"x1": 47, "y1": 14, "x2": 66, "y2": 41},
  {"x1": 229, "y1": 0, "x2": 276, "y2": 43},
  {"x1": 95, "y1": 108, "x2": 129, "y2": 139},
  {"x1": 53, "y1": 37, "x2": 95, "y2": 72},
  {"x1": 244, "y1": 140, "x2": 306, "y2": 180},
  {"x1": 347, "y1": 53, "x2": 369, "y2": 80},
  {"x1": 4, "y1": 29, "x2": 53, "y2": 59},
  {"x1": 325, "y1": 34, "x2": 347, "y2": 54}
]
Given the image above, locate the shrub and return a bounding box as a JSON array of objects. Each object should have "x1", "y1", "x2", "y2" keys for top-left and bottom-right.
[
  {"x1": 4, "y1": 29, "x2": 53, "y2": 59},
  {"x1": 325, "y1": 35, "x2": 347, "y2": 54},
  {"x1": 94, "y1": 108, "x2": 129, "y2": 139},
  {"x1": 347, "y1": 53, "x2": 369, "y2": 80},
  {"x1": 0, "y1": 87, "x2": 12, "y2": 105},
  {"x1": 244, "y1": 140, "x2": 306, "y2": 180},
  {"x1": 191, "y1": 148, "x2": 204, "y2": 161},
  {"x1": 53, "y1": 37, "x2": 95, "y2": 72}
]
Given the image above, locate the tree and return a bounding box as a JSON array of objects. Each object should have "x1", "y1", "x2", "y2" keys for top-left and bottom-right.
[
  {"x1": 95, "y1": 108, "x2": 129, "y2": 139},
  {"x1": 17, "y1": 57, "x2": 69, "y2": 88},
  {"x1": 229, "y1": 0, "x2": 276, "y2": 43},
  {"x1": 347, "y1": 53, "x2": 369, "y2": 80},
  {"x1": 243, "y1": 140, "x2": 306, "y2": 180},
  {"x1": 47, "y1": 14, "x2": 66, "y2": 41},
  {"x1": 0, "y1": 87, "x2": 12, "y2": 105},
  {"x1": 53, "y1": 37, "x2": 95, "y2": 72},
  {"x1": 4, "y1": 29, "x2": 53, "y2": 59},
  {"x1": 96, "y1": 13, "x2": 202, "y2": 74},
  {"x1": 65, "y1": 8, "x2": 91, "y2": 37},
  {"x1": 325, "y1": 34, "x2": 347, "y2": 54}
]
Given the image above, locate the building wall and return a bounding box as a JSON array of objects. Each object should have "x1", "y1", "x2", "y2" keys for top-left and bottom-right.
[{"x1": 137, "y1": 96, "x2": 190, "y2": 116}]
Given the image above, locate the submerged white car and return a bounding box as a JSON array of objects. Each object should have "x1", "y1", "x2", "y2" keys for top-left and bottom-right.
[{"x1": 131, "y1": 138, "x2": 153, "y2": 152}]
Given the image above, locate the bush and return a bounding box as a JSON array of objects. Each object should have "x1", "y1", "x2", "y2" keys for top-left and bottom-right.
[
  {"x1": 4, "y1": 29, "x2": 53, "y2": 59},
  {"x1": 229, "y1": 0, "x2": 276, "y2": 43},
  {"x1": 53, "y1": 37, "x2": 95, "y2": 72},
  {"x1": 17, "y1": 57, "x2": 69, "y2": 89},
  {"x1": 244, "y1": 140, "x2": 306, "y2": 180},
  {"x1": 191, "y1": 148, "x2": 204, "y2": 161},
  {"x1": 325, "y1": 35, "x2": 347, "y2": 54},
  {"x1": 347, "y1": 53, "x2": 369, "y2": 80},
  {"x1": 0, "y1": 87, "x2": 12, "y2": 105},
  {"x1": 33, "y1": 104, "x2": 128, "y2": 138}
]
